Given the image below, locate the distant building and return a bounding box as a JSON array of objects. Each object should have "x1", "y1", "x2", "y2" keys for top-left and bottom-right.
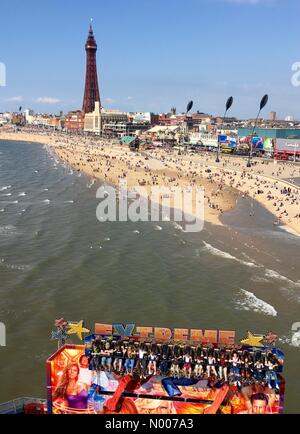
[
  {"x1": 102, "y1": 108, "x2": 128, "y2": 125},
  {"x1": 269, "y1": 111, "x2": 277, "y2": 121},
  {"x1": 11, "y1": 112, "x2": 26, "y2": 126},
  {"x1": 0, "y1": 112, "x2": 11, "y2": 125},
  {"x1": 84, "y1": 101, "x2": 102, "y2": 134},
  {"x1": 128, "y1": 112, "x2": 159, "y2": 125},
  {"x1": 158, "y1": 113, "x2": 193, "y2": 128},
  {"x1": 24, "y1": 109, "x2": 36, "y2": 125},
  {"x1": 102, "y1": 122, "x2": 150, "y2": 138},
  {"x1": 144, "y1": 125, "x2": 180, "y2": 143},
  {"x1": 48, "y1": 116, "x2": 64, "y2": 130},
  {"x1": 84, "y1": 102, "x2": 128, "y2": 135},
  {"x1": 215, "y1": 116, "x2": 237, "y2": 125},
  {"x1": 192, "y1": 113, "x2": 214, "y2": 125},
  {"x1": 238, "y1": 127, "x2": 300, "y2": 139},
  {"x1": 65, "y1": 111, "x2": 84, "y2": 131},
  {"x1": 30, "y1": 114, "x2": 50, "y2": 127},
  {"x1": 285, "y1": 115, "x2": 294, "y2": 122}
]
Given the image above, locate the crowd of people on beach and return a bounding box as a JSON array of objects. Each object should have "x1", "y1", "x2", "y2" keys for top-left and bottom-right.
[
  {"x1": 87, "y1": 337, "x2": 282, "y2": 391},
  {"x1": 151, "y1": 148, "x2": 300, "y2": 228},
  {"x1": 3, "y1": 127, "x2": 300, "y2": 233}
]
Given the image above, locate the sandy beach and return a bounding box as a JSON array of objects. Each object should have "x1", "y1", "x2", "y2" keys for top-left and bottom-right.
[{"x1": 1, "y1": 129, "x2": 300, "y2": 235}]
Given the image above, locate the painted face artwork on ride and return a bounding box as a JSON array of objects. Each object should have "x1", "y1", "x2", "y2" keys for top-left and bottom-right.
[
  {"x1": 47, "y1": 343, "x2": 283, "y2": 414},
  {"x1": 47, "y1": 346, "x2": 94, "y2": 414}
]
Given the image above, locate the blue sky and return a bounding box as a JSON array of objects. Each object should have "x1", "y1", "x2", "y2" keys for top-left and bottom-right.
[{"x1": 1, "y1": 0, "x2": 300, "y2": 118}]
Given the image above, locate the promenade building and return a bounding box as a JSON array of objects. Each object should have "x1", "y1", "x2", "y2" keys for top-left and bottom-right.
[
  {"x1": 128, "y1": 112, "x2": 159, "y2": 125},
  {"x1": 48, "y1": 116, "x2": 65, "y2": 130},
  {"x1": 65, "y1": 111, "x2": 85, "y2": 132},
  {"x1": 84, "y1": 102, "x2": 128, "y2": 135},
  {"x1": 102, "y1": 121, "x2": 150, "y2": 138},
  {"x1": 238, "y1": 127, "x2": 300, "y2": 139}
]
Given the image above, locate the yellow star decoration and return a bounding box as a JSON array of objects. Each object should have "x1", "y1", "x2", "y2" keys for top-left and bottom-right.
[
  {"x1": 67, "y1": 321, "x2": 90, "y2": 341},
  {"x1": 240, "y1": 331, "x2": 265, "y2": 347}
]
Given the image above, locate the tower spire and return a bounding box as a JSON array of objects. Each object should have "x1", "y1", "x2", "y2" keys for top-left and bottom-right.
[{"x1": 82, "y1": 23, "x2": 101, "y2": 114}]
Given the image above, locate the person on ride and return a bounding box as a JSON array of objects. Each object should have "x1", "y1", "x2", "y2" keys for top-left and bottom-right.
[
  {"x1": 182, "y1": 349, "x2": 193, "y2": 379},
  {"x1": 218, "y1": 350, "x2": 228, "y2": 383},
  {"x1": 230, "y1": 351, "x2": 241, "y2": 387},
  {"x1": 113, "y1": 343, "x2": 124, "y2": 373},
  {"x1": 101, "y1": 341, "x2": 114, "y2": 372},
  {"x1": 206, "y1": 350, "x2": 218, "y2": 378},
  {"x1": 124, "y1": 345, "x2": 136, "y2": 375}
]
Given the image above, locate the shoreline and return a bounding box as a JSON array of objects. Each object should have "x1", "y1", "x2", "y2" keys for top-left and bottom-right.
[
  {"x1": 0, "y1": 132, "x2": 237, "y2": 228},
  {"x1": 0, "y1": 130, "x2": 299, "y2": 236}
]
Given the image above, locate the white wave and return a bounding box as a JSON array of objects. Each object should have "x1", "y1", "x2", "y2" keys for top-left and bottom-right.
[
  {"x1": 250, "y1": 275, "x2": 270, "y2": 283},
  {"x1": 265, "y1": 269, "x2": 300, "y2": 287},
  {"x1": 133, "y1": 230, "x2": 140, "y2": 234},
  {"x1": 235, "y1": 289, "x2": 277, "y2": 317},
  {"x1": 87, "y1": 179, "x2": 95, "y2": 189},
  {"x1": 104, "y1": 237, "x2": 110, "y2": 241},
  {"x1": 0, "y1": 225, "x2": 17, "y2": 235},
  {"x1": 43, "y1": 188, "x2": 49, "y2": 191},
  {"x1": 43, "y1": 199, "x2": 50, "y2": 204},
  {"x1": 34, "y1": 170, "x2": 39, "y2": 173},
  {"x1": 0, "y1": 185, "x2": 11, "y2": 192},
  {"x1": 0, "y1": 209, "x2": 5, "y2": 212},
  {"x1": 154, "y1": 225, "x2": 162, "y2": 231},
  {"x1": 202, "y1": 241, "x2": 258, "y2": 268},
  {"x1": 18, "y1": 192, "x2": 26, "y2": 196},
  {"x1": 173, "y1": 222, "x2": 185, "y2": 232},
  {"x1": 2, "y1": 193, "x2": 12, "y2": 196},
  {"x1": 0, "y1": 259, "x2": 31, "y2": 271},
  {"x1": 64, "y1": 200, "x2": 74, "y2": 204}
]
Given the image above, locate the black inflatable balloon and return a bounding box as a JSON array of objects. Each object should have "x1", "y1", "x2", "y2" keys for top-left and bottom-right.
[
  {"x1": 226, "y1": 97, "x2": 233, "y2": 112},
  {"x1": 186, "y1": 101, "x2": 193, "y2": 113},
  {"x1": 260, "y1": 94, "x2": 268, "y2": 111}
]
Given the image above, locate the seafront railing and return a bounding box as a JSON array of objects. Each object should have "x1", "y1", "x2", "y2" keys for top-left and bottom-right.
[{"x1": 0, "y1": 397, "x2": 47, "y2": 414}]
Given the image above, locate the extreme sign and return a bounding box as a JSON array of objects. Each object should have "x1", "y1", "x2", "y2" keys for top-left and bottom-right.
[{"x1": 94, "y1": 323, "x2": 235, "y2": 345}]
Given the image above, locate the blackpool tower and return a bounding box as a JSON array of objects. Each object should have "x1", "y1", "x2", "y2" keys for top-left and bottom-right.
[{"x1": 82, "y1": 23, "x2": 100, "y2": 114}]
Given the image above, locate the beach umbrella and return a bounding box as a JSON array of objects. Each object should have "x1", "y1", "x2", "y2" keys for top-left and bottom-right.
[
  {"x1": 247, "y1": 94, "x2": 269, "y2": 167},
  {"x1": 186, "y1": 101, "x2": 193, "y2": 113},
  {"x1": 260, "y1": 94, "x2": 268, "y2": 111},
  {"x1": 226, "y1": 96, "x2": 233, "y2": 112},
  {"x1": 216, "y1": 96, "x2": 234, "y2": 163},
  {"x1": 178, "y1": 100, "x2": 193, "y2": 155}
]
